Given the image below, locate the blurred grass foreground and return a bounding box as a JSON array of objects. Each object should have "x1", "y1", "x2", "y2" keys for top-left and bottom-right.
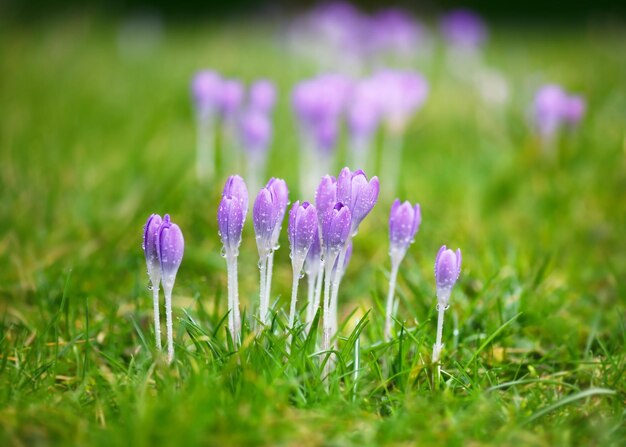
[{"x1": 0, "y1": 2, "x2": 625, "y2": 446}]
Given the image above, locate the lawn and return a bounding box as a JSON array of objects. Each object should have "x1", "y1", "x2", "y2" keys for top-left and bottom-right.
[{"x1": 0, "y1": 13, "x2": 625, "y2": 446}]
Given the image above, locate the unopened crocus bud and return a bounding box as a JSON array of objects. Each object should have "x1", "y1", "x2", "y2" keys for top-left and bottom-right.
[
  {"x1": 249, "y1": 79, "x2": 277, "y2": 113},
  {"x1": 315, "y1": 175, "x2": 337, "y2": 217},
  {"x1": 222, "y1": 175, "x2": 249, "y2": 215},
  {"x1": 440, "y1": 9, "x2": 487, "y2": 49},
  {"x1": 321, "y1": 203, "x2": 352, "y2": 257},
  {"x1": 253, "y1": 187, "x2": 280, "y2": 258},
  {"x1": 266, "y1": 178, "x2": 289, "y2": 249},
  {"x1": 348, "y1": 79, "x2": 382, "y2": 140},
  {"x1": 191, "y1": 70, "x2": 222, "y2": 117},
  {"x1": 389, "y1": 200, "x2": 421, "y2": 264},
  {"x1": 288, "y1": 201, "x2": 318, "y2": 268},
  {"x1": 143, "y1": 214, "x2": 163, "y2": 284},
  {"x1": 374, "y1": 70, "x2": 429, "y2": 134},
  {"x1": 157, "y1": 215, "x2": 185, "y2": 290},
  {"x1": 434, "y1": 245, "x2": 462, "y2": 307},
  {"x1": 563, "y1": 95, "x2": 585, "y2": 126},
  {"x1": 218, "y1": 196, "x2": 245, "y2": 256},
  {"x1": 337, "y1": 168, "x2": 380, "y2": 235},
  {"x1": 218, "y1": 79, "x2": 245, "y2": 119},
  {"x1": 534, "y1": 84, "x2": 568, "y2": 138}
]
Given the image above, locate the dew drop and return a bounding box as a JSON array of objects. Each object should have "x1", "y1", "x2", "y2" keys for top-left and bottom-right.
[{"x1": 220, "y1": 246, "x2": 227, "y2": 258}]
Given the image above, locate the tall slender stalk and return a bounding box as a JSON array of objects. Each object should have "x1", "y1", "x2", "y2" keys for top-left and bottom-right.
[
  {"x1": 259, "y1": 255, "x2": 268, "y2": 327},
  {"x1": 152, "y1": 286, "x2": 161, "y2": 350},
  {"x1": 163, "y1": 287, "x2": 174, "y2": 363},
  {"x1": 384, "y1": 262, "x2": 400, "y2": 341},
  {"x1": 227, "y1": 255, "x2": 241, "y2": 344},
  {"x1": 265, "y1": 252, "x2": 274, "y2": 317},
  {"x1": 433, "y1": 303, "x2": 446, "y2": 364},
  {"x1": 329, "y1": 242, "x2": 349, "y2": 340},
  {"x1": 322, "y1": 254, "x2": 338, "y2": 379},
  {"x1": 305, "y1": 271, "x2": 317, "y2": 328}
]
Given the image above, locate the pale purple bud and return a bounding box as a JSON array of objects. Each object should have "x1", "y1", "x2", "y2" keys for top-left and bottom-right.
[
  {"x1": 440, "y1": 9, "x2": 487, "y2": 49},
  {"x1": 434, "y1": 245, "x2": 462, "y2": 306},
  {"x1": 218, "y1": 79, "x2": 244, "y2": 118},
  {"x1": 253, "y1": 187, "x2": 280, "y2": 258},
  {"x1": 218, "y1": 195, "x2": 245, "y2": 256},
  {"x1": 370, "y1": 8, "x2": 424, "y2": 56},
  {"x1": 373, "y1": 70, "x2": 429, "y2": 133},
  {"x1": 304, "y1": 227, "x2": 322, "y2": 277},
  {"x1": 143, "y1": 213, "x2": 162, "y2": 282},
  {"x1": 288, "y1": 201, "x2": 318, "y2": 266},
  {"x1": 562, "y1": 95, "x2": 585, "y2": 126},
  {"x1": 321, "y1": 202, "x2": 351, "y2": 257},
  {"x1": 222, "y1": 175, "x2": 249, "y2": 217},
  {"x1": 266, "y1": 177, "x2": 289, "y2": 249},
  {"x1": 238, "y1": 109, "x2": 272, "y2": 153},
  {"x1": 191, "y1": 70, "x2": 222, "y2": 117},
  {"x1": 534, "y1": 84, "x2": 568, "y2": 138},
  {"x1": 315, "y1": 175, "x2": 337, "y2": 228},
  {"x1": 347, "y1": 78, "x2": 382, "y2": 139},
  {"x1": 157, "y1": 214, "x2": 184, "y2": 289},
  {"x1": 337, "y1": 167, "x2": 380, "y2": 235},
  {"x1": 249, "y1": 79, "x2": 277, "y2": 113},
  {"x1": 389, "y1": 200, "x2": 421, "y2": 263}
]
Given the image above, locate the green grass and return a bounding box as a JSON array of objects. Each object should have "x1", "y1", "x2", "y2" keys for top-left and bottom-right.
[{"x1": 1, "y1": 15, "x2": 625, "y2": 446}]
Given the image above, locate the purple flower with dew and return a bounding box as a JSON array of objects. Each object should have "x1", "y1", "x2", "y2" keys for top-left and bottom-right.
[
  {"x1": 253, "y1": 187, "x2": 280, "y2": 259},
  {"x1": 384, "y1": 200, "x2": 421, "y2": 340},
  {"x1": 222, "y1": 175, "x2": 249, "y2": 216},
  {"x1": 191, "y1": 70, "x2": 222, "y2": 118},
  {"x1": 315, "y1": 175, "x2": 338, "y2": 231},
  {"x1": 305, "y1": 227, "x2": 322, "y2": 277},
  {"x1": 218, "y1": 196, "x2": 245, "y2": 257},
  {"x1": 218, "y1": 79, "x2": 245, "y2": 119},
  {"x1": 440, "y1": 9, "x2": 487, "y2": 49},
  {"x1": 337, "y1": 167, "x2": 380, "y2": 236},
  {"x1": 143, "y1": 213, "x2": 163, "y2": 350},
  {"x1": 249, "y1": 79, "x2": 277, "y2": 113},
  {"x1": 533, "y1": 84, "x2": 568, "y2": 139},
  {"x1": 287, "y1": 201, "x2": 318, "y2": 334},
  {"x1": 288, "y1": 201, "x2": 318, "y2": 268},
  {"x1": 389, "y1": 200, "x2": 421, "y2": 264},
  {"x1": 321, "y1": 203, "x2": 352, "y2": 259},
  {"x1": 266, "y1": 178, "x2": 289, "y2": 250},
  {"x1": 373, "y1": 70, "x2": 429, "y2": 134},
  {"x1": 433, "y1": 245, "x2": 462, "y2": 363},
  {"x1": 156, "y1": 214, "x2": 184, "y2": 363},
  {"x1": 434, "y1": 245, "x2": 462, "y2": 308},
  {"x1": 238, "y1": 109, "x2": 272, "y2": 154}
]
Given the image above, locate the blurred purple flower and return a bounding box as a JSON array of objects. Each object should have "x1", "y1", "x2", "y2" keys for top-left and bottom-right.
[
  {"x1": 238, "y1": 109, "x2": 272, "y2": 153},
  {"x1": 249, "y1": 79, "x2": 277, "y2": 113},
  {"x1": 370, "y1": 8, "x2": 424, "y2": 57},
  {"x1": 373, "y1": 70, "x2": 429, "y2": 133},
  {"x1": 440, "y1": 9, "x2": 487, "y2": 49},
  {"x1": 347, "y1": 78, "x2": 383, "y2": 140},
  {"x1": 562, "y1": 95, "x2": 586, "y2": 126},
  {"x1": 218, "y1": 79, "x2": 245, "y2": 119},
  {"x1": 191, "y1": 70, "x2": 222, "y2": 118}
]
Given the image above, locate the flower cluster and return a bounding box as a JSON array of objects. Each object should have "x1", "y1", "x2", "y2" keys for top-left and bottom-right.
[{"x1": 142, "y1": 213, "x2": 185, "y2": 363}]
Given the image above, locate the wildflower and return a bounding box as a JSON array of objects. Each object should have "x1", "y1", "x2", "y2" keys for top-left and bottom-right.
[
  {"x1": 191, "y1": 70, "x2": 222, "y2": 180},
  {"x1": 156, "y1": 215, "x2": 185, "y2": 363},
  {"x1": 385, "y1": 200, "x2": 421, "y2": 340},
  {"x1": 432, "y1": 245, "x2": 462, "y2": 363},
  {"x1": 440, "y1": 9, "x2": 487, "y2": 50},
  {"x1": 143, "y1": 213, "x2": 163, "y2": 350}
]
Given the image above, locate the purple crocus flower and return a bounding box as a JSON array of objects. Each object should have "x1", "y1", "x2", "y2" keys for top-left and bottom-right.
[
  {"x1": 440, "y1": 9, "x2": 487, "y2": 49},
  {"x1": 191, "y1": 70, "x2": 222, "y2": 118},
  {"x1": 534, "y1": 84, "x2": 568, "y2": 138},
  {"x1": 249, "y1": 79, "x2": 277, "y2": 113},
  {"x1": 315, "y1": 175, "x2": 338, "y2": 231},
  {"x1": 321, "y1": 202, "x2": 352, "y2": 258},
  {"x1": 347, "y1": 78, "x2": 382, "y2": 140},
  {"x1": 337, "y1": 167, "x2": 380, "y2": 235},
  {"x1": 156, "y1": 214, "x2": 184, "y2": 363},
  {"x1": 389, "y1": 200, "x2": 421, "y2": 263},
  {"x1": 143, "y1": 214, "x2": 163, "y2": 285},
  {"x1": 434, "y1": 245, "x2": 462, "y2": 307},
  {"x1": 253, "y1": 187, "x2": 280, "y2": 259},
  {"x1": 370, "y1": 8, "x2": 424, "y2": 57},
  {"x1": 218, "y1": 79, "x2": 245, "y2": 119},
  {"x1": 562, "y1": 95, "x2": 585, "y2": 126},
  {"x1": 238, "y1": 109, "x2": 272, "y2": 153},
  {"x1": 305, "y1": 227, "x2": 322, "y2": 277},
  {"x1": 288, "y1": 201, "x2": 318, "y2": 267},
  {"x1": 222, "y1": 174, "x2": 249, "y2": 215},
  {"x1": 218, "y1": 195, "x2": 245, "y2": 257},
  {"x1": 266, "y1": 178, "x2": 289, "y2": 249},
  {"x1": 373, "y1": 70, "x2": 429, "y2": 134}
]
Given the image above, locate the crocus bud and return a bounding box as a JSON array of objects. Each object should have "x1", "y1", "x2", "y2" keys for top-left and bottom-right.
[
  {"x1": 266, "y1": 178, "x2": 289, "y2": 249},
  {"x1": 288, "y1": 201, "x2": 318, "y2": 268},
  {"x1": 347, "y1": 78, "x2": 382, "y2": 140},
  {"x1": 315, "y1": 175, "x2": 337, "y2": 217},
  {"x1": 249, "y1": 79, "x2": 277, "y2": 113},
  {"x1": 218, "y1": 195, "x2": 245, "y2": 256},
  {"x1": 191, "y1": 70, "x2": 222, "y2": 118},
  {"x1": 337, "y1": 167, "x2": 380, "y2": 235},
  {"x1": 143, "y1": 214, "x2": 163, "y2": 284},
  {"x1": 562, "y1": 95, "x2": 585, "y2": 126},
  {"x1": 440, "y1": 9, "x2": 487, "y2": 50},
  {"x1": 157, "y1": 215, "x2": 185, "y2": 290},
  {"x1": 253, "y1": 187, "x2": 280, "y2": 258},
  {"x1": 434, "y1": 245, "x2": 462, "y2": 307},
  {"x1": 238, "y1": 109, "x2": 272, "y2": 153},
  {"x1": 321, "y1": 203, "x2": 352, "y2": 257},
  {"x1": 389, "y1": 200, "x2": 421, "y2": 264},
  {"x1": 373, "y1": 70, "x2": 429, "y2": 134},
  {"x1": 222, "y1": 175, "x2": 249, "y2": 216},
  {"x1": 304, "y1": 227, "x2": 322, "y2": 277},
  {"x1": 534, "y1": 84, "x2": 568, "y2": 138},
  {"x1": 218, "y1": 79, "x2": 244, "y2": 119}
]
